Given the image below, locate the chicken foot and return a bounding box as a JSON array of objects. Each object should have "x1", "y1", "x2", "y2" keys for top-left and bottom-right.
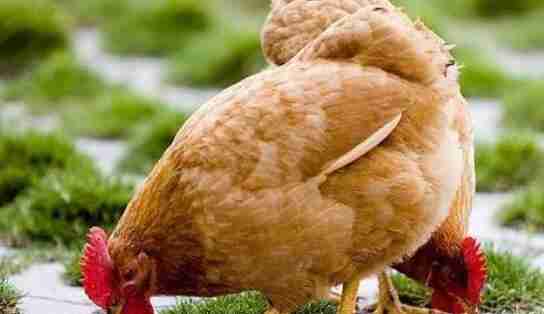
[
  {"x1": 369, "y1": 271, "x2": 448, "y2": 314},
  {"x1": 264, "y1": 308, "x2": 287, "y2": 314}
]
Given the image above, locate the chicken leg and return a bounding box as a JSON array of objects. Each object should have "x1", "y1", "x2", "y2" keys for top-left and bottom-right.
[
  {"x1": 370, "y1": 271, "x2": 447, "y2": 314},
  {"x1": 338, "y1": 272, "x2": 363, "y2": 314},
  {"x1": 264, "y1": 308, "x2": 286, "y2": 314}
]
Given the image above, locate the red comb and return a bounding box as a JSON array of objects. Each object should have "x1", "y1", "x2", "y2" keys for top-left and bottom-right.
[
  {"x1": 462, "y1": 237, "x2": 487, "y2": 304},
  {"x1": 81, "y1": 227, "x2": 115, "y2": 309}
]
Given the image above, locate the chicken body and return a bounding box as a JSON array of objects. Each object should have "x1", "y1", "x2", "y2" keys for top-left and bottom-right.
[{"x1": 108, "y1": 1, "x2": 473, "y2": 313}]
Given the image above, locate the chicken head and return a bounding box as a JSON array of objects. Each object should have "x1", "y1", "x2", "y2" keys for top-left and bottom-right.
[{"x1": 81, "y1": 227, "x2": 155, "y2": 314}]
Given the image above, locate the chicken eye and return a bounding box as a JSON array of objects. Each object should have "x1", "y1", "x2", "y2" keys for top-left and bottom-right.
[
  {"x1": 123, "y1": 269, "x2": 135, "y2": 281},
  {"x1": 441, "y1": 265, "x2": 452, "y2": 277}
]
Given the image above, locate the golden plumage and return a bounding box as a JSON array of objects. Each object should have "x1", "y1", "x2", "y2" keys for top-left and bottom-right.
[{"x1": 107, "y1": 1, "x2": 474, "y2": 313}]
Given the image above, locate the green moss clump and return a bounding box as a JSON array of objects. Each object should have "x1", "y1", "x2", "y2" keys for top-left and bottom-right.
[
  {"x1": 63, "y1": 89, "x2": 163, "y2": 139},
  {"x1": 476, "y1": 133, "x2": 544, "y2": 192},
  {"x1": 0, "y1": 278, "x2": 21, "y2": 314},
  {"x1": 119, "y1": 110, "x2": 188, "y2": 174},
  {"x1": 0, "y1": 131, "x2": 91, "y2": 207},
  {"x1": 0, "y1": 166, "x2": 133, "y2": 246},
  {"x1": 52, "y1": 0, "x2": 127, "y2": 26},
  {"x1": 160, "y1": 293, "x2": 336, "y2": 314},
  {"x1": 392, "y1": 247, "x2": 544, "y2": 313},
  {"x1": 103, "y1": 0, "x2": 213, "y2": 56},
  {"x1": 454, "y1": 46, "x2": 515, "y2": 98},
  {"x1": 0, "y1": 167, "x2": 33, "y2": 208},
  {"x1": 63, "y1": 246, "x2": 83, "y2": 286},
  {"x1": 391, "y1": 274, "x2": 430, "y2": 307},
  {"x1": 161, "y1": 293, "x2": 267, "y2": 314},
  {"x1": 470, "y1": 0, "x2": 544, "y2": 17},
  {"x1": 2, "y1": 52, "x2": 106, "y2": 109},
  {"x1": 169, "y1": 26, "x2": 264, "y2": 87},
  {"x1": 391, "y1": 0, "x2": 455, "y2": 36},
  {"x1": 503, "y1": 80, "x2": 544, "y2": 132},
  {"x1": 0, "y1": 0, "x2": 68, "y2": 75},
  {"x1": 482, "y1": 247, "x2": 544, "y2": 313},
  {"x1": 500, "y1": 179, "x2": 544, "y2": 230}
]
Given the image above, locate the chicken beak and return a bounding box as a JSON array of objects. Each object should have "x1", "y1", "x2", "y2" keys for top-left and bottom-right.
[{"x1": 107, "y1": 304, "x2": 122, "y2": 314}]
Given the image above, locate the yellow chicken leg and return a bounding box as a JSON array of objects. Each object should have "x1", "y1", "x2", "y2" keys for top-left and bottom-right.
[
  {"x1": 338, "y1": 273, "x2": 362, "y2": 314},
  {"x1": 370, "y1": 271, "x2": 448, "y2": 314},
  {"x1": 264, "y1": 308, "x2": 284, "y2": 314}
]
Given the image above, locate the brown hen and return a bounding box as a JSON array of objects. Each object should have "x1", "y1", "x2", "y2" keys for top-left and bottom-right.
[{"x1": 81, "y1": 1, "x2": 486, "y2": 314}]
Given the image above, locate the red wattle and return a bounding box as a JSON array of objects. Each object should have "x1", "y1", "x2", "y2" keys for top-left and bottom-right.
[
  {"x1": 431, "y1": 291, "x2": 464, "y2": 314},
  {"x1": 122, "y1": 296, "x2": 154, "y2": 314}
]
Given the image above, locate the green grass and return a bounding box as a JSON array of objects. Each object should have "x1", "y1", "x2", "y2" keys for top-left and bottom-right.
[
  {"x1": 236, "y1": 0, "x2": 270, "y2": 13},
  {"x1": 63, "y1": 245, "x2": 83, "y2": 286},
  {"x1": 52, "y1": 0, "x2": 127, "y2": 26},
  {"x1": 0, "y1": 0, "x2": 68, "y2": 75},
  {"x1": 2, "y1": 52, "x2": 107, "y2": 109},
  {"x1": 392, "y1": 0, "x2": 459, "y2": 36},
  {"x1": 454, "y1": 46, "x2": 516, "y2": 98},
  {"x1": 0, "y1": 131, "x2": 91, "y2": 207},
  {"x1": 482, "y1": 247, "x2": 544, "y2": 313},
  {"x1": 391, "y1": 274, "x2": 430, "y2": 307},
  {"x1": 62, "y1": 89, "x2": 163, "y2": 139},
  {"x1": 2, "y1": 51, "x2": 167, "y2": 139},
  {"x1": 500, "y1": 178, "x2": 544, "y2": 231},
  {"x1": 169, "y1": 25, "x2": 264, "y2": 87},
  {"x1": 0, "y1": 165, "x2": 133, "y2": 246},
  {"x1": 497, "y1": 11, "x2": 544, "y2": 50},
  {"x1": 102, "y1": 0, "x2": 214, "y2": 56},
  {"x1": 475, "y1": 132, "x2": 544, "y2": 192},
  {"x1": 469, "y1": 0, "x2": 544, "y2": 17},
  {"x1": 0, "y1": 278, "x2": 21, "y2": 314},
  {"x1": 118, "y1": 110, "x2": 188, "y2": 174},
  {"x1": 160, "y1": 293, "x2": 336, "y2": 314},
  {"x1": 392, "y1": 246, "x2": 544, "y2": 313},
  {"x1": 503, "y1": 80, "x2": 544, "y2": 132}
]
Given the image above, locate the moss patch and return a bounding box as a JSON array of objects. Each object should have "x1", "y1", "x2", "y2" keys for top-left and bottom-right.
[
  {"x1": 2, "y1": 52, "x2": 166, "y2": 139},
  {"x1": 475, "y1": 132, "x2": 544, "y2": 192},
  {"x1": 0, "y1": 131, "x2": 91, "y2": 208},
  {"x1": 469, "y1": 0, "x2": 544, "y2": 17},
  {"x1": 0, "y1": 0, "x2": 68, "y2": 75},
  {"x1": 500, "y1": 178, "x2": 544, "y2": 231},
  {"x1": 391, "y1": 274, "x2": 430, "y2": 307},
  {"x1": 0, "y1": 165, "x2": 133, "y2": 246},
  {"x1": 2, "y1": 52, "x2": 106, "y2": 110},
  {"x1": 392, "y1": 246, "x2": 544, "y2": 313},
  {"x1": 62, "y1": 89, "x2": 163, "y2": 139},
  {"x1": 169, "y1": 25, "x2": 264, "y2": 87},
  {"x1": 160, "y1": 293, "x2": 336, "y2": 314},
  {"x1": 63, "y1": 245, "x2": 83, "y2": 286},
  {"x1": 102, "y1": 0, "x2": 214, "y2": 56},
  {"x1": 118, "y1": 110, "x2": 188, "y2": 174},
  {"x1": 503, "y1": 80, "x2": 544, "y2": 132},
  {"x1": 454, "y1": 46, "x2": 516, "y2": 98},
  {"x1": 52, "y1": 0, "x2": 127, "y2": 26}
]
